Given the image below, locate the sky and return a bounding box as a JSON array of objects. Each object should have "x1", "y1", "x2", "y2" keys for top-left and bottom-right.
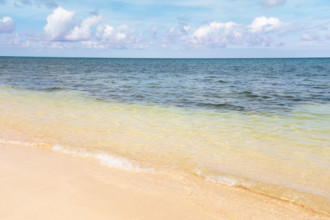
[{"x1": 0, "y1": 0, "x2": 330, "y2": 58}]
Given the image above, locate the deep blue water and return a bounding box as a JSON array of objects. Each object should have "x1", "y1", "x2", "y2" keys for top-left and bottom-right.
[{"x1": 0, "y1": 57, "x2": 329, "y2": 113}]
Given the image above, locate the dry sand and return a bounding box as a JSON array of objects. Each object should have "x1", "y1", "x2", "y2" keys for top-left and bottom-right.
[{"x1": 0, "y1": 143, "x2": 329, "y2": 220}]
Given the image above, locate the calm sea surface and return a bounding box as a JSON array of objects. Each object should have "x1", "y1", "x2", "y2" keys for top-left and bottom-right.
[
  {"x1": 0, "y1": 57, "x2": 329, "y2": 214},
  {"x1": 1, "y1": 57, "x2": 329, "y2": 112}
]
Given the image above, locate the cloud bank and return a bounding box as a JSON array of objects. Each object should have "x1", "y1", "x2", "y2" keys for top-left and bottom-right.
[
  {"x1": 25, "y1": 7, "x2": 292, "y2": 49},
  {"x1": 4, "y1": 6, "x2": 320, "y2": 51}
]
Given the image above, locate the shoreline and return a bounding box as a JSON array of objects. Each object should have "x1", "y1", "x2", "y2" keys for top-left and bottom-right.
[{"x1": 1, "y1": 142, "x2": 329, "y2": 219}]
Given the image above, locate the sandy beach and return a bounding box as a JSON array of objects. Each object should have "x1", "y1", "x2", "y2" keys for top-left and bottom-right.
[
  {"x1": 1, "y1": 142, "x2": 328, "y2": 220},
  {"x1": 2, "y1": 0, "x2": 330, "y2": 217}
]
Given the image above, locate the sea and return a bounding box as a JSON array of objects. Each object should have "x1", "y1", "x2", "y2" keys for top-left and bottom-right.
[{"x1": 0, "y1": 57, "x2": 329, "y2": 214}]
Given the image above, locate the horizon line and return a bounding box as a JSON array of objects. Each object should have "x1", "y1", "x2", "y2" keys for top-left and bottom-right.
[{"x1": 1, "y1": 55, "x2": 330, "y2": 59}]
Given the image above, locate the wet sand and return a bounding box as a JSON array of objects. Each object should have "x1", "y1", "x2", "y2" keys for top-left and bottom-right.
[{"x1": 0, "y1": 143, "x2": 329, "y2": 220}]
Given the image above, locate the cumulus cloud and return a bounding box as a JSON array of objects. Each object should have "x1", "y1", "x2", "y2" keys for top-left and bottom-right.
[
  {"x1": 83, "y1": 24, "x2": 140, "y2": 49},
  {"x1": 42, "y1": 6, "x2": 142, "y2": 49},
  {"x1": 96, "y1": 24, "x2": 127, "y2": 43},
  {"x1": 260, "y1": 0, "x2": 286, "y2": 7},
  {"x1": 248, "y1": 16, "x2": 283, "y2": 33},
  {"x1": 66, "y1": 15, "x2": 103, "y2": 41},
  {"x1": 182, "y1": 16, "x2": 288, "y2": 48},
  {"x1": 190, "y1": 22, "x2": 242, "y2": 47},
  {"x1": 0, "y1": 16, "x2": 15, "y2": 33},
  {"x1": 44, "y1": 7, "x2": 76, "y2": 40}
]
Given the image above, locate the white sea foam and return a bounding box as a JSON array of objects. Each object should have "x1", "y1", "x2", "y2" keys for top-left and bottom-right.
[
  {"x1": 52, "y1": 145, "x2": 153, "y2": 173},
  {"x1": 195, "y1": 167, "x2": 251, "y2": 187},
  {"x1": 205, "y1": 174, "x2": 251, "y2": 188}
]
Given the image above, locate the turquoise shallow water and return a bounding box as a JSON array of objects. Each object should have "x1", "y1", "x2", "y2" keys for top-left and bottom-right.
[{"x1": 0, "y1": 57, "x2": 329, "y2": 214}]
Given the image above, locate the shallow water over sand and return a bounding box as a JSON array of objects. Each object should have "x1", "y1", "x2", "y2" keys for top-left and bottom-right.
[{"x1": 0, "y1": 86, "x2": 329, "y2": 214}]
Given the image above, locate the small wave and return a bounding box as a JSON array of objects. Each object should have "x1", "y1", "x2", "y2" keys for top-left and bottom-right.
[
  {"x1": 200, "y1": 170, "x2": 330, "y2": 216},
  {"x1": 39, "y1": 87, "x2": 65, "y2": 92},
  {"x1": 205, "y1": 175, "x2": 251, "y2": 188},
  {"x1": 238, "y1": 91, "x2": 260, "y2": 98},
  {"x1": 312, "y1": 65, "x2": 325, "y2": 71},
  {"x1": 0, "y1": 138, "x2": 153, "y2": 173},
  {"x1": 52, "y1": 145, "x2": 153, "y2": 173},
  {"x1": 195, "y1": 168, "x2": 251, "y2": 188},
  {"x1": 197, "y1": 102, "x2": 245, "y2": 111},
  {"x1": 0, "y1": 85, "x2": 64, "y2": 92}
]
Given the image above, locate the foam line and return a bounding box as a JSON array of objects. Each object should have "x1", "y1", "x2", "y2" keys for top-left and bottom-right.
[{"x1": 52, "y1": 145, "x2": 153, "y2": 173}]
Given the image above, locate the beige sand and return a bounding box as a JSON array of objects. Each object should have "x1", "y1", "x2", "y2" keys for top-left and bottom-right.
[{"x1": 0, "y1": 143, "x2": 329, "y2": 220}]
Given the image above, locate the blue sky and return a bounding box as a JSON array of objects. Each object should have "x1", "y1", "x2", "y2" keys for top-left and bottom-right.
[{"x1": 0, "y1": 0, "x2": 330, "y2": 57}]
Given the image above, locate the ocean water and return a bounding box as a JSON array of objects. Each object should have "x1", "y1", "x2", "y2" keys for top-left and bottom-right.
[{"x1": 0, "y1": 57, "x2": 329, "y2": 214}]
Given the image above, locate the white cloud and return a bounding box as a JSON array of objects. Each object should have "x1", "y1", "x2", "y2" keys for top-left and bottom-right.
[
  {"x1": 190, "y1": 22, "x2": 242, "y2": 47},
  {"x1": 98, "y1": 24, "x2": 135, "y2": 44},
  {"x1": 183, "y1": 16, "x2": 288, "y2": 48},
  {"x1": 66, "y1": 15, "x2": 103, "y2": 41},
  {"x1": 248, "y1": 16, "x2": 283, "y2": 33},
  {"x1": 260, "y1": 0, "x2": 286, "y2": 7},
  {"x1": 97, "y1": 24, "x2": 127, "y2": 43},
  {"x1": 41, "y1": 7, "x2": 143, "y2": 49},
  {"x1": 81, "y1": 24, "x2": 140, "y2": 49},
  {"x1": 0, "y1": 16, "x2": 14, "y2": 33},
  {"x1": 44, "y1": 7, "x2": 75, "y2": 40}
]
